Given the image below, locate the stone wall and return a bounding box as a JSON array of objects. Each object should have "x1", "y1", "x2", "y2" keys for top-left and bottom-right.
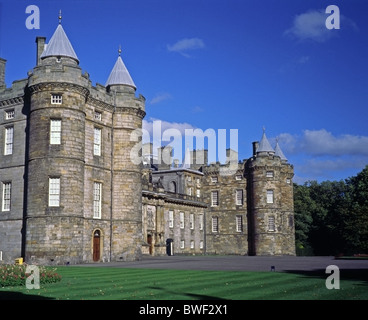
[
  {"x1": 246, "y1": 153, "x2": 295, "y2": 256},
  {"x1": 203, "y1": 162, "x2": 248, "y2": 255}
]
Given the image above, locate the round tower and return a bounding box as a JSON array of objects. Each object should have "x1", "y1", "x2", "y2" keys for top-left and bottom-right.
[
  {"x1": 106, "y1": 47, "x2": 146, "y2": 261},
  {"x1": 246, "y1": 130, "x2": 295, "y2": 256},
  {"x1": 25, "y1": 19, "x2": 90, "y2": 264}
]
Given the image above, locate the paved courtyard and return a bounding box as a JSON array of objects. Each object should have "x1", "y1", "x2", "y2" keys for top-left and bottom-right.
[{"x1": 79, "y1": 255, "x2": 368, "y2": 273}]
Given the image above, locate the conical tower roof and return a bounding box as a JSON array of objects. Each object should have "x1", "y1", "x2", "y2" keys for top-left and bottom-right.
[
  {"x1": 274, "y1": 140, "x2": 288, "y2": 161},
  {"x1": 257, "y1": 129, "x2": 274, "y2": 154},
  {"x1": 105, "y1": 48, "x2": 136, "y2": 89},
  {"x1": 40, "y1": 23, "x2": 79, "y2": 63}
]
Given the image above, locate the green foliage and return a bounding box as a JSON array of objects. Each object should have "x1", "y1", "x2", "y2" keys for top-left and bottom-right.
[
  {"x1": 0, "y1": 264, "x2": 62, "y2": 287},
  {"x1": 294, "y1": 165, "x2": 368, "y2": 256}
]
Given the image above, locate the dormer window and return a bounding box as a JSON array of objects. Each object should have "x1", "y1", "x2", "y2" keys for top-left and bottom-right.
[{"x1": 51, "y1": 94, "x2": 62, "y2": 105}]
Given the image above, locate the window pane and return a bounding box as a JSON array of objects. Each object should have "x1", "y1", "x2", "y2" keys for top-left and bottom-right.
[
  {"x1": 5, "y1": 127, "x2": 13, "y2": 155},
  {"x1": 169, "y1": 211, "x2": 174, "y2": 228},
  {"x1": 5, "y1": 110, "x2": 14, "y2": 120},
  {"x1": 93, "y1": 182, "x2": 102, "y2": 218},
  {"x1": 94, "y1": 111, "x2": 102, "y2": 121},
  {"x1": 49, "y1": 178, "x2": 60, "y2": 207},
  {"x1": 267, "y1": 190, "x2": 274, "y2": 203},
  {"x1": 236, "y1": 215, "x2": 243, "y2": 232},
  {"x1": 212, "y1": 216, "x2": 218, "y2": 232},
  {"x1": 2, "y1": 182, "x2": 11, "y2": 211},
  {"x1": 51, "y1": 95, "x2": 62, "y2": 104},
  {"x1": 50, "y1": 120, "x2": 61, "y2": 145},
  {"x1": 180, "y1": 212, "x2": 184, "y2": 229},
  {"x1": 268, "y1": 216, "x2": 275, "y2": 231},
  {"x1": 211, "y1": 191, "x2": 218, "y2": 206},
  {"x1": 236, "y1": 189, "x2": 243, "y2": 205},
  {"x1": 94, "y1": 128, "x2": 101, "y2": 156}
]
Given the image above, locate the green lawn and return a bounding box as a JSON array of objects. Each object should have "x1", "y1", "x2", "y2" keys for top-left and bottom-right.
[{"x1": 0, "y1": 266, "x2": 367, "y2": 300}]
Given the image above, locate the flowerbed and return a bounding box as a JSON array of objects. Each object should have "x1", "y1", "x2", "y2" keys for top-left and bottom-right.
[{"x1": 0, "y1": 264, "x2": 62, "y2": 287}]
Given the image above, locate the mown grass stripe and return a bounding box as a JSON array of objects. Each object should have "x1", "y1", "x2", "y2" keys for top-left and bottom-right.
[{"x1": 1, "y1": 267, "x2": 367, "y2": 300}]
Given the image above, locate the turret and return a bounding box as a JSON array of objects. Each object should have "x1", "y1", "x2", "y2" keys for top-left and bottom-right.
[
  {"x1": 246, "y1": 129, "x2": 295, "y2": 256},
  {"x1": 25, "y1": 15, "x2": 90, "y2": 264},
  {"x1": 106, "y1": 47, "x2": 146, "y2": 261}
]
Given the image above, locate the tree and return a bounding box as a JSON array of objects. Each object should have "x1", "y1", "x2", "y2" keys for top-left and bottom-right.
[
  {"x1": 293, "y1": 183, "x2": 314, "y2": 255},
  {"x1": 293, "y1": 165, "x2": 368, "y2": 256},
  {"x1": 343, "y1": 165, "x2": 368, "y2": 254}
]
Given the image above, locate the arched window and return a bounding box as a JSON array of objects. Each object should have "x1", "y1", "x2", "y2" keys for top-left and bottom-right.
[{"x1": 169, "y1": 181, "x2": 177, "y2": 193}]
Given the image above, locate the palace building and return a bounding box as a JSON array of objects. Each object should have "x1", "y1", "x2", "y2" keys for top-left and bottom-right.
[{"x1": 0, "y1": 18, "x2": 295, "y2": 265}]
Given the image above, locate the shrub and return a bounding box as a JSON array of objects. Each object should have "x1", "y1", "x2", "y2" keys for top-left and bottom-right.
[{"x1": 0, "y1": 264, "x2": 62, "y2": 287}]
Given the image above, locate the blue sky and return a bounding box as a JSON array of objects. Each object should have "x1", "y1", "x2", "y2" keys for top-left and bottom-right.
[{"x1": 1, "y1": 0, "x2": 367, "y2": 184}]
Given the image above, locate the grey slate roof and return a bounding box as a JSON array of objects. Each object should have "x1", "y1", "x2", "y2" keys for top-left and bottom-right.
[
  {"x1": 40, "y1": 24, "x2": 79, "y2": 63},
  {"x1": 274, "y1": 140, "x2": 288, "y2": 161},
  {"x1": 257, "y1": 131, "x2": 274, "y2": 153},
  {"x1": 105, "y1": 56, "x2": 136, "y2": 89}
]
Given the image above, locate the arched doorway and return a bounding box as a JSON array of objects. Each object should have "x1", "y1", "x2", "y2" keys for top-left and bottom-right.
[
  {"x1": 147, "y1": 234, "x2": 153, "y2": 255},
  {"x1": 93, "y1": 230, "x2": 101, "y2": 262}
]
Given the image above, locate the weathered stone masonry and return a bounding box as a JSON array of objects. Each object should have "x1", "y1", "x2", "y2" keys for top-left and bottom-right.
[{"x1": 0, "y1": 20, "x2": 295, "y2": 265}]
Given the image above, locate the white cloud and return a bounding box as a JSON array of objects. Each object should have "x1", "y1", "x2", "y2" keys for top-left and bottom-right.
[
  {"x1": 149, "y1": 92, "x2": 172, "y2": 105},
  {"x1": 142, "y1": 117, "x2": 196, "y2": 143},
  {"x1": 284, "y1": 8, "x2": 358, "y2": 43},
  {"x1": 284, "y1": 9, "x2": 335, "y2": 42},
  {"x1": 275, "y1": 129, "x2": 368, "y2": 183},
  {"x1": 278, "y1": 129, "x2": 368, "y2": 157},
  {"x1": 299, "y1": 158, "x2": 366, "y2": 175},
  {"x1": 167, "y1": 38, "x2": 205, "y2": 57},
  {"x1": 142, "y1": 118, "x2": 198, "y2": 163}
]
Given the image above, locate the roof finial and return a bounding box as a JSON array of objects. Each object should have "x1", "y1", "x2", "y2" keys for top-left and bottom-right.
[
  {"x1": 58, "y1": 10, "x2": 62, "y2": 24},
  {"x1": 262, "y1": 126, "x2": 266, "y2": 134},
  {"x1": 118, "y1": 45, "x2": 122, "y2": 56}
]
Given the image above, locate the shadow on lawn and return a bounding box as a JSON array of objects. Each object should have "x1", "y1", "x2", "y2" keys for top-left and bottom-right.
[
  {"x1": 283, "y1": 268, "x2": 368, "y2": 284},
  {"x1": 148, "y1": 286, "x2": 226, "y2": 300},
  {"x1": 0, "y1": 291, "x2": 54, "y2": 300}
]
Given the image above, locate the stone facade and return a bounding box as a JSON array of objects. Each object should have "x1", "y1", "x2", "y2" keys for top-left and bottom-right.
[
  {"x1": 202, "y1": 161, "x2": 248, "y2": 255},
  {"x1": 0, "y1": 22, "x2": 145, "y2": 265},
  {"x1": 0, "y1": 21, "x2": 295, "y2": 265},
  {"x1": 141, "y1": 142, "x2": 295, "y2": 257}
]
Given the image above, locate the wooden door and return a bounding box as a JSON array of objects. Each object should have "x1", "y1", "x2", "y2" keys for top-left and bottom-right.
[
  {"x1": 147, "y1": 234, "x2": 152, "y2": 255},
  {"x1": 93, "y1": 230, "x2": 100, "y2": 261}
]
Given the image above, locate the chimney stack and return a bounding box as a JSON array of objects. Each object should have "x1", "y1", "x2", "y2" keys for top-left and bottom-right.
[
  {"x1": 0, "y1": 58, "x2": 6, "y2": 88},
  {"x1": 252, "y1": 141, "x2": 259, "y2": 156},
  {"x1": 35, "y1": 37, "x2": 46, "y2": 66}
]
